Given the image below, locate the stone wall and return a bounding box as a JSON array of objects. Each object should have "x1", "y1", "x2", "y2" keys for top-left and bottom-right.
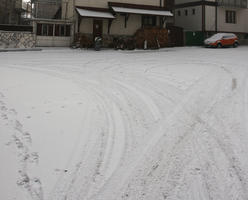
[{"x1": 0, "y1": 31, "x2": 36, "y2": 48}]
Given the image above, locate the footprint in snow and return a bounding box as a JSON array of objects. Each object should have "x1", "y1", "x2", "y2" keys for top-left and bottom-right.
[
  {"x1": 29, "y1": 152, "x2": 39, "y2": 164},
  {"x1": 1, "y1": 113, "x2": 8, "y2": 120},
  {"x1": 23, "y1": 132, "x2": 32, "y2": 144},
  {"x1": 13, "y1": 135, "x2": 24, "y2": 149},
  {"x1": 9, "y1": 108, "x2": 17, "y2": 115},
  {"x1": 232, "y1": 78, "x2": 237, "y2": 90},
  {"x1": 17, "y1": 171, "x2": 30, "y2": 188},
  {"x1": 30, "y1": 178, "x2": 44, "y2": 200},
  {"x1": 15, "y1": 120, "x2": 23, "y2": 132},
  {"x1": 0, "y1": 105, "x2": 7, "y2": 111}
]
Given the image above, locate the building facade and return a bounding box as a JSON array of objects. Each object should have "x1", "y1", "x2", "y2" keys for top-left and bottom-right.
[
  {"x1": 31, "y1": 0, "x2": 74, "y2": 47},
  {"x1": 32, "y1": 0, "x2": 174, "y2": 47},
  {"x1": 0, "y1": 0, "x2": 23, "y2": 24},
  {"x1": 175, "y1": 0, "x2": 248, "y2": 41}
]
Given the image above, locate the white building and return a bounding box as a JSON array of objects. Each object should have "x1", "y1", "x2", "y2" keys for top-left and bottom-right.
[{"x1": 175, "y1": 0, "x2": 248, "y2": 42}]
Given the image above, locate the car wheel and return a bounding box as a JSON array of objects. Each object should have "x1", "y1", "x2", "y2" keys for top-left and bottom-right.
[
  {"x1": 217, "y1": 43, "x2": 222, "y2": 48},
  {"x1": 233, "y1": 42, "x2": 238, "y2": 48}
]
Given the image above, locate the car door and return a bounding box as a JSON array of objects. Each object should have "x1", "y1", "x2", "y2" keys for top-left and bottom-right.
[{"x1": 222, "y1": 35, "x2": 229, "y2": 46}]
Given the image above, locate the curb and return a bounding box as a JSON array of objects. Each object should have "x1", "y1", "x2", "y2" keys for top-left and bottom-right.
[{"x1": 0, "y1": 48, "x2": 42, "y2": 52}]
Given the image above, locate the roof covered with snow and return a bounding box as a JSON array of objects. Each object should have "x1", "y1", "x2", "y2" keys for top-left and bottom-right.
[
  {"x1": 76, "y1": 8, "x2": 115, "y2": 19},
  {"x1": 111, "y1": 6, "x2": 173, "y2": 17}
]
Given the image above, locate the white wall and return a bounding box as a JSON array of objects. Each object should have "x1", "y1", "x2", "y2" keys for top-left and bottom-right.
[
  {"x1": 36, "y1": 36, "x2": 71, "y2": 47},
  {"x1": 110, "y1": 14, "x2": 142, "y2": 35},
  {"x1": 79, "y1": 14, "x2": 164, "y2": 36},
  {"x1": 217, "y1": 7, "x2": 248, "y2": 33},
  {"x1": 175, "y1": 6, "x2": 202, "y2": 31},
  {"x1": 205, "y1": 6, "x2": 216, "y2": 31}
]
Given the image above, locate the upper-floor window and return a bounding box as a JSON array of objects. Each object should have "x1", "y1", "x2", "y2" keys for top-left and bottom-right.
[
  {"x1": 226, "y1": 10, "x2": 236, "y2": 23},
  {"x1": 192, "y1": 9, "x2": 196, "y2": 15},
  {"x1": 185, "y1": 10, "x2": 188, "y2": 16},
  {"x1": 178, "y1": 10, "x2": 181, "y2": 16},
  {"x1": 142, "y1": 15, "x2": 157, "y2": 27}
]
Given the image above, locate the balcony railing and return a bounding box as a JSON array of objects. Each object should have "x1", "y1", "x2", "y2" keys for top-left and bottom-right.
[{"x1": 217, "y1": 0, "x2": 247, "y2": 8}]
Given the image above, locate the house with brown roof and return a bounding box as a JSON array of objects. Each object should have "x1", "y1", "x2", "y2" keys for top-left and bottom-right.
[{"x1": 32, "y1": 0, "x2": 174, "y2": 47}]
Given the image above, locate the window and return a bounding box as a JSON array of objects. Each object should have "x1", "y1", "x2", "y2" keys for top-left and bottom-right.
[
  {"x1": 37, "y1": 23, "x2": 42, "y2": 35},
  {"x1": 66, "y1": 25, "x2": 71, "y2": 36},
  {"x1": 61, "y1": 25, "x2": 65, "y2": 36},
  {"x1": 37, "y1": 23, "x2": 53, "y2": 36},
  {"x1": 185, "y1": 9, "x2": 188, "y2": 16},
  {"x1": 226, "y1": 10, "x2": 236, "y2": 24},
  {"x1": 178, "y1": 10, "x2": 181, "y2": 16},
  {"x1": 55, "y1": 24, "x2": 71, "y2": 36},
  {"x1": 48, "y1": 24, "x2": 53, "y2": 36},
  {"x1": 142, "y1": 15, "x2": 157, "y2": 27},
  {"x1": 37, "y1": 23, "x2": 71, "y2": 36},
  {"x1": 42, "y1": 24, "x2": 48, "y2": 36},
  {"x1": 192, "y1": 9, "x2": 196, "y2": 15}
]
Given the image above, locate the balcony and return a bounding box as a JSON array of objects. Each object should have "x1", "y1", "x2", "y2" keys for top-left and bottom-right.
[{"x1": 217, "y1": 0, "x2": 247, "y2": 8}]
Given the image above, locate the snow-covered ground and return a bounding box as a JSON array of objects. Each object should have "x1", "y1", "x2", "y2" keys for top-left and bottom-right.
[{"x1": 1, "y1": 47, "x2": 248, "y2": 200}]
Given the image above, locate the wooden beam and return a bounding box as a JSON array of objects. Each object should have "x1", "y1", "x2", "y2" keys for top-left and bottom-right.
[
  {"x1": 108, "y1": 19, "x2": 113, "y2": 34},
  {"x1": 162, "y1": 16, "x2": 166, "y2": 25},
  {"x1": 78, "y1": 15, "x2": 82, "y2": 33},
  {"x1": 124, "y1": 14, "x2": 129, "y2": 28}
]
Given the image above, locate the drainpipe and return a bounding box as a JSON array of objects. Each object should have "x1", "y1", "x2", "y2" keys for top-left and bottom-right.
[
  {"x1": 73, "y1": 0, "x2": 76, "y2": 42},
  {"x1": 202, "y1": 3, "x2": 206, "y2": 35},
  {"x1": 215, "y1": 0, "x2": 218, "y2": 32},
  {"x1": 159, "y1": 0, "x2": 162, "y2": 27}
]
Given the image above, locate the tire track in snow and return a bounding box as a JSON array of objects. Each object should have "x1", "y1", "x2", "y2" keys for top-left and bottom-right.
[
  {"x1": 87, "y1": 66, "x2": 215, "y2": 199},
  {"x1": 49, "y1": 81, "x2": 128, "y2": 200},
  {"x1": 114, "y1": 63, "x2": 248, "y2": 200},
  {"x1": 3, "y1": 53, "x2": 247, "y2": 200},
  {"x1": 99, "y1": 65, "x2": 240, "y2": 200}
]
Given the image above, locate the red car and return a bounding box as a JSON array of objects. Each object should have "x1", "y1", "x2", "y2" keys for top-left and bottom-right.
[{"x1": 204, "y1": 33, "x2": 239, "y2": 48}]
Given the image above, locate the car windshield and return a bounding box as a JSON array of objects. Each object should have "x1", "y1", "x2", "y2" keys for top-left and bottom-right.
[{"x1": 209, "y1": 34, "x2": 223, "y2": 40}]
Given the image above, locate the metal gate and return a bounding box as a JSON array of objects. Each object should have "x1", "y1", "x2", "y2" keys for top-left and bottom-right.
[{"x1": 185, "y1": 31, "x2": 204, "y2": 46}]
